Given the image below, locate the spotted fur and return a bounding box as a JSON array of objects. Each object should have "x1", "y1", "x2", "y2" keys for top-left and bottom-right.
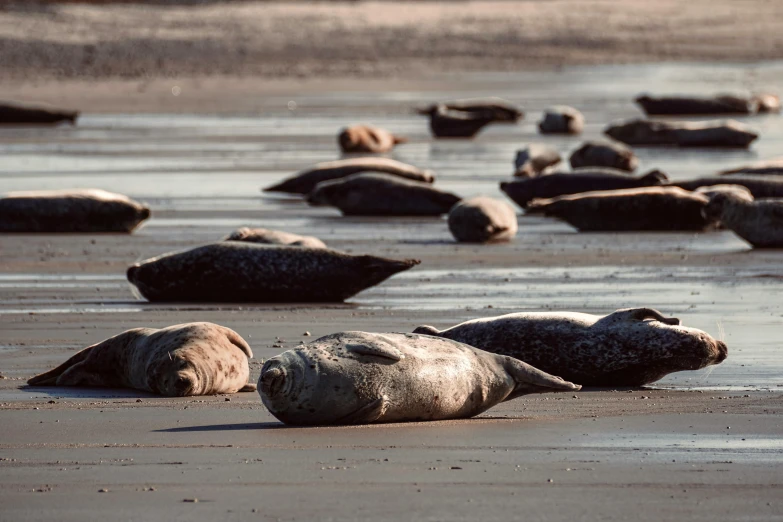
[
  {"x1": 448, "y1": 197, "x2": 518, "y2": 243},
  {"x1": 703, "y1": 191, "x2": 783, "y2": 248}
]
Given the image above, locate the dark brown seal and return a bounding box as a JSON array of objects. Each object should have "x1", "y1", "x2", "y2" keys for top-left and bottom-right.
[
  {"x1": 720, "y1": 158, "x2": 783, "y2": 176},
  {"x1": 0, "y1": 102, "x2": 78, "y2": 125},
  {"x1": 635, "y1": 94, "x2": 757, "y2": 115},
  {"x1": 224, "y1": 227, "x2": 327, "y2": 249},
  {"x1": 28, "y1": 322, "x2": 255, "y2": 396},
  {"x1": 703, "y1": 191, "x2": 783, "y2": 248},
  {"x1": 338, "y1": 125, "x2": 407, "y2": 153},
  {"x1": 127, "y1": 241, "x2": 419, "y2": 303},
  {"x1": 604, "y1": 119, "x2": 758, "y2": 148},
  {"x1": 513, "y1": 144, "x2": 562, "y2": 177},
  {"x1": 416, "y1": 98, "x2": 523, "y2": 138},
  {"x1": 448, "y1": 196, "x2": 518, "y2": 243},
  {"x1": 670, "y1": 176, "x2": 783, "y2": 199},
  {"x1": 414, "y1": 308, "x2": 727, "y2": 387},
  {"x1": 569, "y1": 141, "x2": 638, "y2": 172},
  {"x1": 538, "y1": 106, "x2": 584, "y2": 135}
]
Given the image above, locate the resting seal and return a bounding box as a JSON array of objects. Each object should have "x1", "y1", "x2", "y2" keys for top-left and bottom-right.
[
  {"x1": 127, "y1": 242, "x2": 418, "y2": 303},
  {"x1": 720, "y1": 158, "x2": 783, "y2": 176},
  {"x1": 263, "y1": 158, "x2": 435, "y2": 194},
  {"x1": 0, "y1": 189, "x2": 150, "y2": 233},
  {"x1": 604, "y1": 119, "x2": 758, "y2": 148},
  {"x1": 258, "y1": 331, "x2": 579, "y2": 425},
  {"x1": 28, "y1": 322, "x2": 255, "y2": 396},
  {"x1": 703, "y1": 191, "x2": 783, "y2": 248},
  {"x1": 417, "y1": 98, "x2": 523, "y2": 138},
  {"x1": 224, "y1": 227, "x2": 326, "y2": 249},
  {"x1": 416, "y1": 98, "x2": 522, "y2": 121},
  {"x1": 0, "y1": 102, "x2": 78, "y2": 125},
  {"x1": 525, "y1": 186, "x2": 714, "y2": 231},
  {"x1": 513, "y1": 144, "x2": 562, "y2": 177},
  {"x1": 538, "y1": 106, "x2": 584, "y2": 135},
  {"x1": 307, "y1": 173, "x2": 461, "y2": 216},
  {"x1": 634, "y1": 94, "x2": 759, "y2": 115},
  {"x1": 414, "y1": 308, "x2": 727, "y2": 387},
  {"x1": 338, "y1": 125, "x2": 406, "y2": 154},
  {"x1": 448, "y1": 197, "x2": 518, "y2": 243},
  {"x1": 501, "y1": 169, "x2": 668, "y2": 209},
  {"x1": 670, "y1": 176, "x2": 783, "y2": 199},
  {"x1": 569, "y1": 141, "x2": 638, "y2": 172}
]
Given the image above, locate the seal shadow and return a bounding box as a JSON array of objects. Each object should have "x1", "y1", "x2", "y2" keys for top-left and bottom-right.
[
  {"x1": 21, "y1": 385, "x2": 159, "y2": 399},
  {"x1": 155, "y1": 422, "x2": 287, "y2": 432}
]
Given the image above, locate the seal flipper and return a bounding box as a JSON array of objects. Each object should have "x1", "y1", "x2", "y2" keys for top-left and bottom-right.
[
  {"x1": 240, "y1": 383, "x2": 257, "y2": 392},
  {"x1": 335, "y1": 396, "x2": 387, "y2": 425},
  {"x1": 27, "y1": 346, "x2": 94, "y2": 386},
  {"x1": 217, "y1": 325, "x2": 253, "y2": 358},
  {"x1": 345, "y1": 342, "x2": 404, "y2": 361},
  {"x1": 412, "y1": 325, "x2": 441, "y2": 336},
  {"x1": 607, "y1": 307, "x2": 680, "y2": 326},
  {"x1": 54, "y1": 362, "x2": 116, "y2": 388},
  {"x1": 502, "y1": 356, "x2": 581, "y2": 400}
]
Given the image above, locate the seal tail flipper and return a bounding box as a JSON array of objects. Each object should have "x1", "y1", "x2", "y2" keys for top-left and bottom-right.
[
  {"x1": 412, "y1": 325, "x2": 441, "y2": 336},
  {"x1": 503, "y1": 356, "x2": 581, "y2": 400},
  {"x1": 218, "y1": 326, "x2": 253, "y2": 359},
  {"x1": 335, "y1": 396, "x2": 387, "y2": 425},
  {"x1": 608, "y1": 307, "x2": 680, "y2": 325},
  {"x1": 27, "y1": 346, "x2": 94, "y2": 386},
  {"x1": 240, "y1": 383, "x2": 257, "y2": 392},
  {"x1": 393, "y1": 134, "x2": 408, "y2": 145}
]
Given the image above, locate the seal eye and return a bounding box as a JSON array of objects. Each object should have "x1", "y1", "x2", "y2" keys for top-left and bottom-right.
[{"x1": 173, "y1": 376, "x2": 192, "y2": 395}]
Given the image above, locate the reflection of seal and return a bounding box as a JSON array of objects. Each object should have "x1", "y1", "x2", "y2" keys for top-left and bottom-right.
[
  {"x1": 263, "y1": 157, "x2": 435, "y2": 194},
  {"x1": 538, "y1": 106, "x2": 584, "y2": 135},
  {"x1": 720, "y1": 158, "x2": 783, "y2": 176},
  {"x1": 416, "y1": 98, "x2": 523, "y2": 138},
  {"x1": 259, "y1": 331, "x2": 579, "y2": 425},
  {"x1": 414, "y1": 308, "x2": 727, "y2": 387},
  {"x1": 501, "y1": 169, "x2": 667, "y2": 209},
  {"x1": 225, "y1": 227, "x2": 326, "y2": 249},
  {"x1": 338, "y1": 125, "x2": 406, "y2": 153},
  {"x1": 0, "y1": 102, "x2": 78, "y2": 125},
  {"x1": 525, "y1": 186, "x2": 714, "y2": 231},
  {"x1": 448, "y1": 197, "x2": 517, "y2": 243},
  {"x1": 307, "y1": 173, "x2": 461, "y2": 216},
  {"x1": 569, "y1": 141, "x2": 638, "y2": 172},
  {"x1": 670, "y1": 176, "x2": 783, "y2": 199},
  {"x1": 0, "y1": 189, "x2": 150, "y2": 233},
  {"x1": 28, "y1": 322, "x2": 255, "y2": 396},
  {"x1": 513, "y1": 144, "x2": 561, "y2": 177},
  {"x1": 604, "y1": 119, "x2": 758, "y2": 148},
  {"x1": 703, "y1": 191, "x2": 783, "y2": 248},
  {"x1": 127, "y1": 242, "x2": 419, "y2": 303}
]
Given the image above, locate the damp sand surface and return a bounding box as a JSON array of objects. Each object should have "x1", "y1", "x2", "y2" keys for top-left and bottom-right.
[{"x1": 1, "y1": 63, "x2": 783, "y2": 520}]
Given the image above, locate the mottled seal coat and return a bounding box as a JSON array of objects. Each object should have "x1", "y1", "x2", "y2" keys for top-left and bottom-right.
[
  {"x1": 258, "y1": 331, "x2": 579, "y2": 425},
  {"x1": 525, "y1": 186, "x2": 714, "y2": 231},
  {"x1": 720, "y1": 158, "x2": 783, "y2": 176},
  {"x1": 127, "y1": 242, "x2": 419, "y2": 303},
  {"x1": 500, "y1": 169, "x2": 667, "y2": 209},
  {"x1": 338, "y1": 125, "x2": 406, "y2": 154},
  {"x1": 224, "y1": 227, "x2": 326, "y2": 249},
  {"x1": 0, "y1": 102, "x2": 78, "y2": 125},
  {"x1": 569, "y1": 141, "x2": 638, "y2": 172},
  {"x1": 634, "y1": 94, "x2": 759, "y2": 115},
  {"x1": 448, "y1": 197, "x2": 518, "y2": 243},
  {"x1": 604, "y1": 119, "x2": 758, "y2": 148},
  {"x1": 513, "y1": 144, "x2": 562, "y2": 177},
  {"x1": 307, "y1": 173, "x2": 461, "y2": 216},
  {"x1": 538, "y1": 106, "x2": 584, "y2": 135},
  {"x1": 414, "y1": 308, "x2": 728, "y2": 387},
  {"x1": 263, "y1": 158, "x2": 435, "y2": 194},
  {"x1": 28, "y1": 322, "x2": 255, "y2": 396},
  {"x1": 670, "y1": 176, "x2": 783, "y2": 199},
  {"x1": 0, "y1": 189, "x2": 150, "y2": 233},
  {"x1": 417, "y1": 98, "x2": 523, "y2": 138},
  {"x1": 703, "y1": 191, "x2": 783, "y2": 248}
]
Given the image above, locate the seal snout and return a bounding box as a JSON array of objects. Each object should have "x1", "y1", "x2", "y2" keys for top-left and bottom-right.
[
  {"x1": 139, "y1": 206, "x2": 151, "y2": 220},
  {"x1": 173, "y1": 374, "x2": 195, "y2": 396},
  {"x1": 126, "y1": 264, "x2": 140, "y2": 283},
  {"x1": 260, "y1": 366, "x2": 287, "y2": 398},
  {"x1": 714, "y1": 340, "x2": 728, "y2": 363}
]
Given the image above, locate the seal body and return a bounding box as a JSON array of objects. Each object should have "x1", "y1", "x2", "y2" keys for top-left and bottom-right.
[
  {"x1": 720, "y1": 158, "x2": 783, "y2": 176},
  {"x1": 703, "y1": 191, "x2": 783, "y2": 248},
  {"x1": 755, "y1": 94, "x2": 781, "y2": 113},
  {"x1": 501, "y1": 169, "x2": 667, "y2": 209},
  {"x1": 263, "y1": 158, "x2": 435, "y2": 194},
  {"x1": 513, "y1": 144, "x2": 562, "y2": 177},
  {"x1": 307, "y1": 173, "x2": 461, "y2": 216},
  {"x1": 569, "y1": 141, "x2": 638, "y2": 172},
  {"x1": 258, "y1": 331, "x2": 579, "y2": 425},
  {"x1": 0, "y1": 189, "x2": 150, "y2": 233},
  {"x1": 448, "y1": 197, "x2": 518, "y2": 243},
  {"x1": 127, "y1": 242, "x2": 419, "y2": 303},
  {"x1": 338, "y1": 125, "x2": 406, "y2": 153},
  {"x1": 635, "y1": 94, "x2": 756, "y2": 115},
  {"x1": 414, "y1": 308, "x2": 727, "y2": 387},
  {"x1": 224, "y1": 227, "x2": 326, "y2": 249},
  {"x1": 525, "y1": 186, "x2": 714, "y2": 231},
  {"x1": 27, "y1": 322, "x2": 255, "y2": 396},
  {"x1": 0, "y1": 102, "x2": 78, "y2": 125},
  {"x1": 538, "y1": 106, "x2": 584, "y2": 135},
  {"x1": 670, "y1": 176, "x2": 783, "y2": 199},
  {"x1": 604, "y1": 119, "x2": 758, "y2": 148},
  {"x1": 417, "y1": 98, "x2": 523, "y2": 138}
]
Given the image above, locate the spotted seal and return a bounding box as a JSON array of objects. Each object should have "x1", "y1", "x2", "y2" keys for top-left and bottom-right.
[
  {"x1": 0, "y1": 189, "x2": 150, "y2": 233},
  {"x1": 127, "y1": 242, "x2": 418, "y2": 303},
  {"x1": 0, "y1": 102, "x2": 78, "y2": 125},
  {"x1": 224, "y1": 227, "x2": 327, "y2": 249},
  {"x1": 703, "y1": 191, "x2": 783, "y2": 248},
  {"x1": 670, "y1": 176, "x2": 783, "y2": 199},
  {"x1": 604, "y1": 119, "x2": 758, "y2": 148},
  {"x1": 258, "y1": 331, "x2": 579, "y2": 425},
  {"x1": 414, "y1": 308, "x2": 727, "y2": 387},
  {"x1": 27, "y1": 322, "x2": 255, "y2": 396},
  {"x1": 338, "y1": 125, "x2": 406, "y2": 154},
  {"x1": 720, "y1": 158, "x2": 783, "y2": 176},
  {"x1": 569, "y1": 141, "x2": 638, "y2": 172},
  {"x1": 513, "y1": 144, "x2": 562, "y2": 177},
  {"x1": 538, "y1": 106, "x2": 584, "y2": 135},
  {"x1": 448, "y1": 197, "x2": 518, "y2": 243}
]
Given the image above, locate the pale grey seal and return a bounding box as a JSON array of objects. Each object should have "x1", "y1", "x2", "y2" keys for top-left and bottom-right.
[
  {"x1": 525, "y1": 186, "x2": 714, "y2": 231},
  {"x1": 703, "y1": 191, "x2": 783, "y2": 248},
  {"x1": 127, "y1": 242, "x2": 419, "y2": 303},
  {"x1": 0, "y1": 102, "x2": 78, "y2": 125},
  {"x1": 28, "y1": 322, "x2": 256, "y2": 396},
  {"x1": 416, "y1": 98, "x2": 523, "y2": 138},
  {"x1": 634, "y1": 94, "x2": 765, "y2": 115},
  {"x1": 224, "y1": 227, "x2": 327, "y2": 249},
  {"x1": 755, "y1": 94, "x2": 781, "y2": 113},
  {"x1": 263, "y1": 157, "x2": 435, "y2": 194},
  {"x1": 604, "y1": 119, "x2": 758, "y2": 148},
  {"x1": 0, "y1": 189, "x2": 150, "y2": 233},
  {"x1": 338, "y1": 125, "x2": 406, "y2": 153},
  {"x1": 414, "y1": 308, "x2": 727, "y2": 387},
  {"x1": 569, "y1": 141, "x2": 638, "y2": 172},
  {"x1": 670, "y1": 176, "x2": 783, "y2": 199},
  {"x1": 694, "y1": 184, "x2": 754, "y2": 200},
  {"x1": 448, "y1": 196, "x2": 518, "y2": 243},
  {"x1": 258, "y1": 331, "x2": 579, "y2": 425},
  {"x1": 720, "y1": 158, "x2": 783, "y2": 176},
  {"x1": 538, "y1": 106, "x2": 584, "y2": 135},
  {"x1": 513, "y1": 144, "x2": 562, "y2": 177},
  {"x1": 307, "y1": 173, "x2": 461, "y2": 216}
]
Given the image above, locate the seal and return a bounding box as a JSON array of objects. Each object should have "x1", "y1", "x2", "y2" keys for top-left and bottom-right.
[
  {"x1": 0, "y1": 189, "x2": 150, "y2": 233},
  {"x1": 417, "y1": 98, "x2": 523, "y2": 138},
  {"x1": 127, "y1": 241, "x2": 419, "y2": 303},
  {"x1": 0, "y1": 102, "x2": 78, "y2": 125},
  {"x1": 501, "y1": 169, "x2": 668, "y2": 209},
  {"x1": 338, "y1": 125, "x2": 406, "y2": 154},
  {"x1": 635, "y1": 94, "x2": 757, "y2": 115},
  {"x1": 755, "y1": 93, "x2": 781, "y2": 113},
  {"x1": 513, "y1": 144, "x2": 562, "y2": 177},
  {"x1": 604, "y1": 118, "x2": 758, "y2": 148},
  {"x1": 307, "y1": 173, "x2": 461, "y2": 216},
  {"x1": 258, "y1": 331, "x2": 579, "y2": 425},
  {"x1": 448, "y1": 197, "x2": 518, "y2": 243},
  {"x1": 703, "y1": 191, "x2": 783, "y2": 248},
  {"x1": 538, "y1": 106, "x2": 584, "y2": 135},
  {"x1": 670, "y1": 176, "x2": 783, "y2": 199},
  {"x1": 720, "y1": 158, "x2": 783, "y2": 176},
  {"x1": 416, "y1": 98, "x2": 523, "y2": 122},
  {"x1": 224, "y1": 227, "x2": 327, "y2": 249},
  {"x1": 414, "y1": 307, "x2": 728, "y2": 387},
  {"x1": 27, "y1": 322, "x2": 256, "y2": 396},
  {"x1": 693, "y1": 184, "x2": 754, "y2": 200},
  {"x1": 569, "y1": 141, "x2": 638, "y2": 172},
  {"x1": 525, "y1": 186, "x2": 715, "y2": 231},
  {"x1": 263, "y1": 157, "x2": 435, "y2": 194}
]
